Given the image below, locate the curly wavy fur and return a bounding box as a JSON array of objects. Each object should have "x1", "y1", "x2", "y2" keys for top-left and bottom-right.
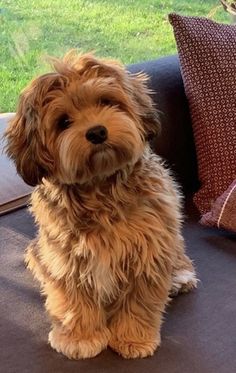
[{"x1": 5, "y1": 51, "x2": 197, "y2": 359}]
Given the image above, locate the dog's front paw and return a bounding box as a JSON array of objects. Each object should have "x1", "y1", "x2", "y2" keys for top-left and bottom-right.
[
  {"x1": 109, "y1": 338, "x2": 159, "y2": 359},
  {"x1": 49, "y1": 327, "x2": 110, "y2": 359},
  {"x1": 170, "y1": 269, "x2": 198, "y2": 297}
]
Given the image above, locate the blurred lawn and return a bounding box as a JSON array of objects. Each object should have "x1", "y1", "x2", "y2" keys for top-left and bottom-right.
[{"x1": 0, "y1": 0, "x2": 229, "y2": 112}]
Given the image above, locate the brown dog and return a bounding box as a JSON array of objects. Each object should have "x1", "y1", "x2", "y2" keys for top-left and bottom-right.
[{"x1": 5, "y1": 51, "x2": 197, "y2": 359}]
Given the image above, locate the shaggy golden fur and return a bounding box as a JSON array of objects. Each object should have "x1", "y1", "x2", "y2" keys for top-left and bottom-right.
[{"x1": 5, "y1": 51, "x2": 197, "y2": 360}]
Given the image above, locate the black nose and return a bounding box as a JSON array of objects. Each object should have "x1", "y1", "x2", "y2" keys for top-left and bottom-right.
[{"x1": 86, "y1": 125, "x2": 108, "y2": 144}]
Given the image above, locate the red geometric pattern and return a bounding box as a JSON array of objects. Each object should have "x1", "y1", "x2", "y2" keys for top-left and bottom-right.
[{"x1": 169, "y1": 14, "x2": 236, "y2": 214}]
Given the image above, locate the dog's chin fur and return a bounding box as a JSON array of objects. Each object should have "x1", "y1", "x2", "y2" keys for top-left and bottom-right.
[{"x1": 5, "y1": 51, "x2": 197, "y2": 360}]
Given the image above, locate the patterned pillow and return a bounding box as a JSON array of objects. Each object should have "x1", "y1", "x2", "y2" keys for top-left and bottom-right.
[
  {"x1": 200, "y1": 180, "x2": 236, "y2": 233},
  {"x1": 169, "y1": 14, "x2": 236, "y2": 214}
]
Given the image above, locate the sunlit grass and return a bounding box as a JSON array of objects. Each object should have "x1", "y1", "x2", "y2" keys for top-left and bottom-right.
[{"x1": 0, "y1": 0, "x2": 228, "y2": 112}]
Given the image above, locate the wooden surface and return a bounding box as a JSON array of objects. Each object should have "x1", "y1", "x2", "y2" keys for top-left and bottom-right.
[{"x1": 0, "y1": 113, "x2": 33, "y2": 215}]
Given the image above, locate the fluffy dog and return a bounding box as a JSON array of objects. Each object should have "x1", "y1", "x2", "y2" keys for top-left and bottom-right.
[{"x1": 5, "y1": 51, "x2": 197, "y2": 360}]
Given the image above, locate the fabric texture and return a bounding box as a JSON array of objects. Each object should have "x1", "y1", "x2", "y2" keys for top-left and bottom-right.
[
  {"x1": 169, "y1": 14, "x2": 236, "y2": 214},
  {"x1": 200, "y1": 179, "x2": 236, "y2": 232}
]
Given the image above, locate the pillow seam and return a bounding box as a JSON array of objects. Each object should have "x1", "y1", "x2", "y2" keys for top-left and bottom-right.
[{"x1": 217, "y1": 183, "x2": 236, "y2": 228}]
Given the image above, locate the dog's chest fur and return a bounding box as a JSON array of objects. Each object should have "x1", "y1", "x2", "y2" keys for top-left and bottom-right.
[{"x1": 31, "y1": 156, "x2": 179, "y2": 304}]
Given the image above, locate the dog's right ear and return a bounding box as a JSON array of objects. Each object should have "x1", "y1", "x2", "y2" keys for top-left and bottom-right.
[
  {"x1": 127, "y1": 73, "x2": 161, "y2": 141},
  {"x1": 4, "y1": 90, "x2": 52, "y2": 186}
]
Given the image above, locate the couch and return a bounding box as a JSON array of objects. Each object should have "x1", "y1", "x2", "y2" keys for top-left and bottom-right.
[{"x1": 1, "y1": 55, "x2": 235, "y2": 373}]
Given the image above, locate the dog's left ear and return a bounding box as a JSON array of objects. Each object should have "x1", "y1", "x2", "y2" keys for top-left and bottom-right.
[
  {"x1": 128, "y1": 73, "x2": 160, "y2": 141},
  {"x1": 4, "y1": 91, "x2": 52, "y2": 186}
]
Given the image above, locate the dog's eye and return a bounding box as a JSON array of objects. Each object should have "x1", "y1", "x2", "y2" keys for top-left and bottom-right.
[
  {"x1": 57, "y1": 114, "x2": 71, "y2": 131},
  {"x1": 99, "y1": 98, "x2": 115, "y2": 107}
]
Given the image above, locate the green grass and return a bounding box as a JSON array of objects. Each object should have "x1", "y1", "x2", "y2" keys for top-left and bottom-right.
[{"x1": 0, "y1": 0, "x2": 229, "y2": 112}]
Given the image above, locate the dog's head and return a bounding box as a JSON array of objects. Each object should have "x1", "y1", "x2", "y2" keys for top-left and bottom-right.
[{"x1": 5, "y1": 51, "x2": 160, "y2": 186}]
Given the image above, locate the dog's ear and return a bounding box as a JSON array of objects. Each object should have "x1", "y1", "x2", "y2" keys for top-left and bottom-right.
[
  {"x1": 4, "y1": 87, "x2": 53, "y2": 186},
  {"x1": 127, "y1": 73, "x2": 160, "y2": 141}
]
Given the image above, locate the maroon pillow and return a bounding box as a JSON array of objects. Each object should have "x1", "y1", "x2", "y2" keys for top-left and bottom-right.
[
  {"x1": 200, "y1": 179, "x2": 236, "y2": 233},
  {"x1": 169, "y1": 14, "x2": 236, "y2": 214}
]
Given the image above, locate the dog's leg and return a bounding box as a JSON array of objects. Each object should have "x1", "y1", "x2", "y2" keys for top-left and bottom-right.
[
  {"x1": 108, "y1": 274, "x2": 170, "y2": 359},
  {"x1": 170, "y1": 235, "x2": 197, "y2": 297},
  {"x1": 25, "y1": 239, "x2": 48, "y2": 284},
  {"x1": 44, "y1": 281, "x2": 110, "y2": 359}
]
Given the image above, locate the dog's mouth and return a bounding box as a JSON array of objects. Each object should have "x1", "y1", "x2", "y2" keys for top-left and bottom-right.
[
  {"x1": 90, "y1": 143, "x2": 111, "y2": 155},
  {"x1": 88, "y1": 143, "x2": 111, "y2": 162},
  {"x1": 87, "y1": 142, "x2": 134, "y2": 175},
  {"x1": 89, "y1": 143, "x2": 114, "y2": 165}
]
